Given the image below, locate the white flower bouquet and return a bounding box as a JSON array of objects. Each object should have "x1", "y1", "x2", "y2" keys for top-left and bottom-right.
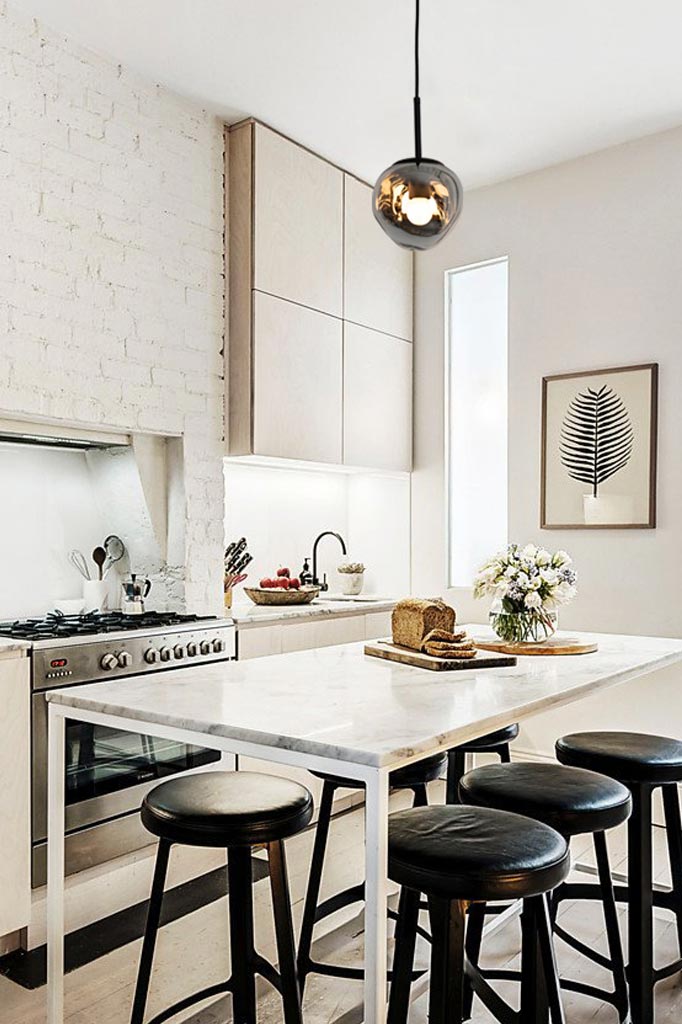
[{"x1": 473, "y1": 543, "x2": 577, "y2": 643}]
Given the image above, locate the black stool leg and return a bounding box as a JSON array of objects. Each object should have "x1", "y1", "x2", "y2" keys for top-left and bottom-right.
[
  {"x1": 427, "y1": 896, "x2": 466, "y2": 1024},
  {"x1": 228, "y1": 846, "x2": 257, "y2": 1024},
  {"x1": 593, "y1": 830, "x2": 629, "y2": 1018},
  {"x1": 297, "y1": 780, "x2": 336, "y2": 990},
  {"x1": 446, "y1": 750, "x2": 466, "y2": 804},
  {"x1": 269, "y1": 840, "x2": 304, "y2": 1024},
  {"x1": 462, "y1": 902, "x2": 485, "y2": 1019},
  {"x1": 411, "y1": 783, "x2": 428, "y2": 808},
  {"x1": 535, "y1": 895, "x2": 566, "y2": 1024},
  {"x1": 628, "y1": 783, "x2": 654, "y2": 1024},
  {"x1": 520, "y1": 896, "x2": 549, "y2": 1024},
  {"x1": 662, "y1": 783, "x2": 682, "y2": 963},
  {"x1": 499, "y1": 743, "x2": 511, "y2": 764},
  {"x1": 130, "y1": 838, "x2": 171, "y2": 1024},
  {"x1": 387, "y1": 886, "x2": 421, "y2": 1024}
]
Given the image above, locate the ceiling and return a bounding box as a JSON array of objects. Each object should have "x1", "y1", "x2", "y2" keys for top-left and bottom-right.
[{"x1": 11, "y1": 0, "x2": 682, "y2": 188}]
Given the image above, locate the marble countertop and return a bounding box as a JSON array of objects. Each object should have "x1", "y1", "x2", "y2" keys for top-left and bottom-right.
[
  {"x1": 0, "y1": 637, "x2": 31, "y2": 656},
  {"x1": 231, "y1": 596, "x2": 397, "y2": 628},
  {"x1": 46, "y1": 631, "x2": 682, "y2": 769}
]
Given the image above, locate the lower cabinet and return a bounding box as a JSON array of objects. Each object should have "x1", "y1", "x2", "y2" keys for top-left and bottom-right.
[{"x1": 0, "y1": 653, "x2": 30, "y2": 937}]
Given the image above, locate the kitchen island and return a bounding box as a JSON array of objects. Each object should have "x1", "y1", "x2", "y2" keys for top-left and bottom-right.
[{"x1": 45, "y1": 631, "x2": 682, "y2": 1024}]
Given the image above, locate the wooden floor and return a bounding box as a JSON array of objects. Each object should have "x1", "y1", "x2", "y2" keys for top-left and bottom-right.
[{"x1": 2, "y1": 782, "x2": 682, "y2": 1023}]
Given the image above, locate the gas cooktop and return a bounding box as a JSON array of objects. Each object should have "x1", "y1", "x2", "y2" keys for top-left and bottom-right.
[{"x1": 0, "y1": 610, "x2": 218, "y2": 642}]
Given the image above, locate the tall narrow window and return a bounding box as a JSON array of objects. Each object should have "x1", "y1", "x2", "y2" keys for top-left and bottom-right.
[{"x1": 446, "y1": 257, "x2": 508, "y2": 588}]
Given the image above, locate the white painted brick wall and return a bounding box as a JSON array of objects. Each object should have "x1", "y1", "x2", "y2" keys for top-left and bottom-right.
[{"x1": 0, "y1": 2, "x2": 225, "y2": 613}]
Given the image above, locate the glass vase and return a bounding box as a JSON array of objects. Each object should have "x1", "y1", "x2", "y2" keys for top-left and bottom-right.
[{"x1": 489, "y1": 601, "x2": 558, "y2": 644}]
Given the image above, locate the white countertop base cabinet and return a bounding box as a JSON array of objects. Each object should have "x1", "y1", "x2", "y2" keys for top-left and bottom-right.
[{"x1": 0, "y1": 651, "x2": 30, "y2": 938}]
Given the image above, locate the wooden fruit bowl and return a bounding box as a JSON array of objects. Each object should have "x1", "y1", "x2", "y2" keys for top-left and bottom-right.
[{"x1": 244, "y1": 586, "x2": 321, "y2": 606}]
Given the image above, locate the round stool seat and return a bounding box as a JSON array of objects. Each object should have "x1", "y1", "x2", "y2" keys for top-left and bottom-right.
[
  {"x1": 459, "y1": 762, "x2": 632, "y2": 837},
  {"x1": 141, "y1": 771, "x2": 313, "y2": 847},
  {"x1": 456, "y1": 723, "x2": 520, "y2": 753},
  {"x1": 312, "y1": 752, "x2": 447, "y2": 791},
  {"x1": 557, "y1": 731, "x2": 682, "y2": 786},
  {"x1": 389, "y1": 805, "x2": 569, "y2": 901}
]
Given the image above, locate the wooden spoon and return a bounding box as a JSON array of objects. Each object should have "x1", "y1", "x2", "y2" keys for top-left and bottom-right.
[{"x1": 92, "y1": 546, "x2": 106, "y2": 581}]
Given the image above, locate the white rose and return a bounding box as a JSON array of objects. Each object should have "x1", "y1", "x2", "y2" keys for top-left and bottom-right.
[
  {"x1": 536, "y1": 549, "x2": 551, "y2": 567},
  {"x1": 524, "y1": 591, "x2": 542, "y2": 610},
  {"x1": 552, "y1": 550, "x2": 572, "y2": 568},
  {"x1": 540, "y1": 569, "x2": 558, "y2": 585},
  {"x1": 521, "y1": 543, "x2": 538, "y2": 560},
  {"x1": 516, "y1": 572, "x2": 530, "y2": 589}
]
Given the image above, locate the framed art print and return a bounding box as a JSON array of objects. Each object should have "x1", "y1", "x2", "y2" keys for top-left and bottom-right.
[{"x1": 541, "y1": 363, "x2": 658, "y2": 529}]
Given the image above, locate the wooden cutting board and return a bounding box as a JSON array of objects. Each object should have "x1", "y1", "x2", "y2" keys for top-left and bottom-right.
[
  {"x1": 474, "y1": 636, "x2": 598, "y2": 656},
  {"x1": 364, "y1": 640, "x2": 517, "y2": 672}
]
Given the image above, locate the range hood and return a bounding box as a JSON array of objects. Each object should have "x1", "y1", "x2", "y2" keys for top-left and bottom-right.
[{"x1": 0, "y1": 416, "x2": 129, "y2": 451}]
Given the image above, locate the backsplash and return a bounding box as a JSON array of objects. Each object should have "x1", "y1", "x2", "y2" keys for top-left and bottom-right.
[{"x1": 224, "y1": 462, "x2": 410, "y2": 600}]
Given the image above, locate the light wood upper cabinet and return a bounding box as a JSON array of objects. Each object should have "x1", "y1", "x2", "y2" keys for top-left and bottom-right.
[
  {"x1": 253, "y1": 292, "x2": 342, "y2": 463},
  {"x1": 343, "y1": 174, "x2": 413, "y2": 341},
  {"x1": 253, "y1": 124, "x2": 343, "y2": 317},
  {"x1": 226, "y1": 120, "x2": 413, "y2": 471},
  {"x1": 343, "y1": 323, "x2": 413, "y2": 471}
]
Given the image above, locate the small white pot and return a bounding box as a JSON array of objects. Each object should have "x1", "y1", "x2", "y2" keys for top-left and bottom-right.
[{"x1": 338, "y1": 572, "x2": 364, "y2": 596}]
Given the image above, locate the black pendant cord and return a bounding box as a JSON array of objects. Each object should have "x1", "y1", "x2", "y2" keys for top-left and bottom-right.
[{"x1": 413, "y1": 0, "x2": 422, "y2": 163}]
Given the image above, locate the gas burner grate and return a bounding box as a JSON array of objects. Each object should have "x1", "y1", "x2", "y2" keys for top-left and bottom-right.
[{"x1": 0, "y1": 610, "x2": 217, "y2": 641}]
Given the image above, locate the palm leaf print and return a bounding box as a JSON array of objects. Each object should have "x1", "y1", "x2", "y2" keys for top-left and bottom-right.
[{"x1": 559, "y1": 384, "x2": 634, "y2": 497}]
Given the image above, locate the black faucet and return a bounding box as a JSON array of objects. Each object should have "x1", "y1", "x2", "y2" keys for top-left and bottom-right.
[{"x1": 311, "y1": 531, "x2": 347, "y2": 591}]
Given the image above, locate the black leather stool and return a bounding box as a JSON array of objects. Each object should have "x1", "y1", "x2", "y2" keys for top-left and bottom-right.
[
  {"x1": 387, "y1": 804, "x2": 570, "y2": 1024},
  {"x1": 460, "y1": 761, "x2": 632, "y2": 1021},
  {"x1": 297, "y1": 753, "x2": 446, "y2": 990},
  {"x1": 446, "y1": 723, "x2": 519, "y2": 803},
  {"x1": 556, "y1": 731, "x2": 682, "y2": 1024},
  {"x1": 130, "y1": 771, "x2": 313, "y2": 1024}
]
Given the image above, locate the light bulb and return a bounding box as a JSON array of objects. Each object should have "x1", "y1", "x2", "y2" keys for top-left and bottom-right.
[{"x1": 401, "y1": 192, "x2": 438, "y2": 226}]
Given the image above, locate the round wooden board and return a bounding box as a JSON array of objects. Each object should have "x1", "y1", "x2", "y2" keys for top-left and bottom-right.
[{"x1": 475, "y1": 636, "x2": 598, "y2": 656}]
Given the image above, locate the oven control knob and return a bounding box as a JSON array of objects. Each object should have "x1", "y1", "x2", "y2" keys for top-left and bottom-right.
[
  {"x1": 174, "y1": 645, "x2": 185, "y2": 660},
  {"x1": 200, "y1": 640, "x2": 212, "y2": 655},
  {"x1": 159, "y1": 647, "x2": 172, "y2": 662},
  {"x1": 144, "y1": 648, "x2": 160, "y2": 664},
  {"x1": 117, "y1": 651, "x2": 132, "y2": 668},
  {"x1": 186, "y1": 642, "x2": 198, "y2": 657},
  {"x1": 212, "y1": 638, "x2": 226, "y2": 654},
  {"x1": 100, "y1": 653, "x2": 118, "y2": 671}
]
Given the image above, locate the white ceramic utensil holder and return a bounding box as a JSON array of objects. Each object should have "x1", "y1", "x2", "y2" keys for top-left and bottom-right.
[{"x1": 83, "y1": 579, "x2": 109, "y2": 612}]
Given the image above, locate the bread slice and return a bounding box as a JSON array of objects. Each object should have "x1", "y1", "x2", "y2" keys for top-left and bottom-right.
[
  {"x1": 422, "y1": 628, "x2": 468, "y2": 648},
  {"x1": 424, "y1": 643, "x2": 477, "y2": 659}
]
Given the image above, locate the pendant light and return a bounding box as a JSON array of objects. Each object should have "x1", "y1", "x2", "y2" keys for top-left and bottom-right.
[{"x1": 372, "y1": 0, "x2": 463, "y2": 250}]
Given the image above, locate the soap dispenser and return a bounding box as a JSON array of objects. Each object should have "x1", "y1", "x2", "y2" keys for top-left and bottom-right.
[{"x1": 300, "y1": 558, "x2": 313, "y2": 586}]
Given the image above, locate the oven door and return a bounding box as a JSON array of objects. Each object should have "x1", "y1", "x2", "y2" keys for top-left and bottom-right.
[{"x1": 32, "y1": 690, "x2": 221, "y2": 843}]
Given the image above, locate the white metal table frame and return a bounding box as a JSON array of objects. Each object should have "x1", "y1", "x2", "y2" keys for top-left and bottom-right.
[{"x1": 46, "y1": 702, "x2": 428, "y2": 1024}]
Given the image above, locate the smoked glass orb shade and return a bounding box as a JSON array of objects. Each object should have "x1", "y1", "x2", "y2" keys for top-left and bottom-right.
[{"x1": 372, "y1": 157, "x2": 463, "y2": 251}]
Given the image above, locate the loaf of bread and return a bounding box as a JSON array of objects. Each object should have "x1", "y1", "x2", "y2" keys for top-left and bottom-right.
[{"x1": 391, "y1": 598, "x2": 456, "y2": 651}]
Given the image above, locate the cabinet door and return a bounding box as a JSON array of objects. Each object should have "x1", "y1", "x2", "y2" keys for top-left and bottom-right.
[
  {"x1": 237, "y1": 625, "x2": 282, "y2": 660},
  {"x1": 253, "y1": 292, "x2": 343, "y2": 463},
  {"x1": 343, "y1": 323, "x2": 413, "y2": 471},
  {"x1": 344, "y1": 174, "x2": 413, "y2": 341},
  {"x1": 253, "y1": 124, "x2": 343, "y2": 317},
  {"x1": 0, "y1": 656, "x2": 30, "y2": 935}
]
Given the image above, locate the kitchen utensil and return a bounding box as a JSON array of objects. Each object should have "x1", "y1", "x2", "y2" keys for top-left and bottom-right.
[
  {"x1": 69, "y1": 549, "x2": 91, "y2": 581},
  {"x1": 244, "y1": 585, "x2": 320, "y2": 607},
  {"x1": 121, "y1": 574, "x2": 152, "y2": 615},
  {"x1": 224, "y1": 538, "x2": 249, "y2": 574},
  {"x1": 102, "y1": 534, "x2": 125, "y2": 575},
  {"x1": 365, "y1": 640, "x2": 517, "y2": 672},
  {"x1": 92, "y1": 546, "x2": 106, "y2": 581}
]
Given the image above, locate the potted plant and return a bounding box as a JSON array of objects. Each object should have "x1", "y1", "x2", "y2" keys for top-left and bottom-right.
[
  {"x1": 337, "y1": 561, "x2": 366, "y2": 596},
  {"x1": 473, "y1": 544, "x2": 577, "y2": 644}
]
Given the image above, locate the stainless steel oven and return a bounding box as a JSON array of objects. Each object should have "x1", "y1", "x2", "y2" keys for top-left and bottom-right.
[{"x1": 2, "y1": 611, "x2": 236, "y2": 886}]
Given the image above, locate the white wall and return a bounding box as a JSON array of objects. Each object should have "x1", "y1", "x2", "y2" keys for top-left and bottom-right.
[
  {"x1": 224, "y1": 462, "x2": 410, "y2": 600},
  {"x1": 413, "y1": 125, "x2": 682, "y2": 755},
  {"x1": 0, "y1": 3, "x2": 225, "y2": 613}
]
